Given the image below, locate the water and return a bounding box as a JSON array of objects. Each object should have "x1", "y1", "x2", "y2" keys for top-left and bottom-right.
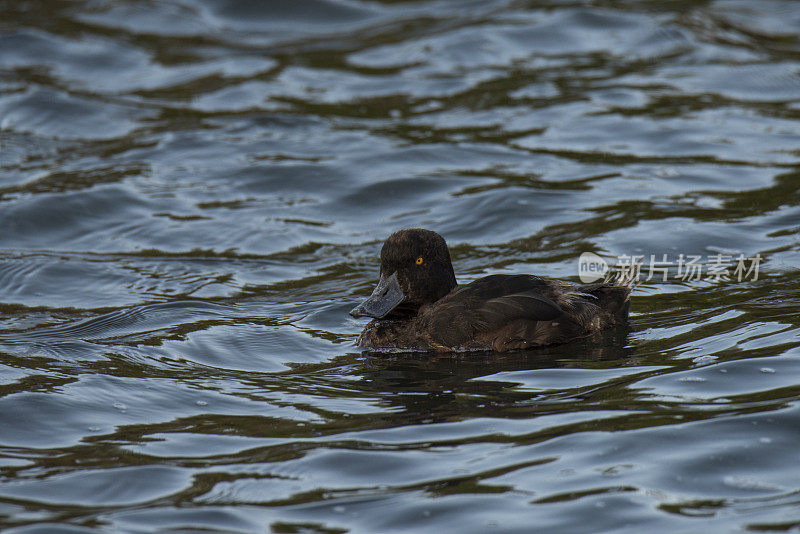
[{"x1": 1, "y1": 0, "x2": 799, "y2": 532}]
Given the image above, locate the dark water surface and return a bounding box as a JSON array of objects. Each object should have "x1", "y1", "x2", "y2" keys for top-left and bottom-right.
[{"x1": 1, "y1": 1, "x2": 800, "y2": 532}]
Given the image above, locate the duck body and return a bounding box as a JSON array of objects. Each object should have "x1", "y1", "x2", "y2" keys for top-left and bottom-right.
[{"x1": 350, "y1": 229, "x2": 633, "y2": 353}]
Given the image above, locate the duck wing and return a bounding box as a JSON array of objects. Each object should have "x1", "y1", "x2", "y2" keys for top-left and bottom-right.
[
  {"x1": 422, "y1": 275, "x2": 565, "y2": 347},
  {"x1": 478, "y1": 291, "x2": 562, "y2": 325}
]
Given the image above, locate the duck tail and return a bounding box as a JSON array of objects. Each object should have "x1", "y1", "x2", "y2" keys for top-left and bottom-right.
[
  {"x1": 603, "y1": 260, "x2": 641, "y2": 291},
  {"x1": 581, "y1": 263, "x2": 639, "y2": 322}
]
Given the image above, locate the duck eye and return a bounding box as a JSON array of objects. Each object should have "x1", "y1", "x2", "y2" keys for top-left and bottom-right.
[{"x1": 415, "y1": 256, "x2": 424, "y2": 265}]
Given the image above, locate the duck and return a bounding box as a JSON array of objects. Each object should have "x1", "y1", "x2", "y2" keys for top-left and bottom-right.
[{"x1": 349, "y1": 228, "x2": 633, "y2": 353}]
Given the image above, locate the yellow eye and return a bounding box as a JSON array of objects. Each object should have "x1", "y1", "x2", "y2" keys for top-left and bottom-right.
[{"x1": 415, "y1": 256, "x2": 424, "y2": 265}]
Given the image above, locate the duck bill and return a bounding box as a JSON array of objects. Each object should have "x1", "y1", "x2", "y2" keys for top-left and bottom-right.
[{"x1": 350, "y1": 272, "x2": 406, "y2": 319}]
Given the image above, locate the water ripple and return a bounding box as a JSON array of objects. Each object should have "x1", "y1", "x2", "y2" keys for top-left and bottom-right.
[{"x1": 1, "y1": 0, "x2": 799, "y2": 532}]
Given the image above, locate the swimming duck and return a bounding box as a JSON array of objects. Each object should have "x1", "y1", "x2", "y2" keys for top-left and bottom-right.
[{"x1": 350, "y1": 229, "x2": 633, "y2": 352}]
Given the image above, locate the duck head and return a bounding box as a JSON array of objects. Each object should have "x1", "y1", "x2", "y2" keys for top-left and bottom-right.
[{"x1": 350, "y1": 228, "x2": 457, "y2": 319}]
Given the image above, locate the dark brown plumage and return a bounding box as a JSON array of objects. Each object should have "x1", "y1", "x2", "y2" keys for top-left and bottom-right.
[{"x1": 350, "y1": 229, "x2": 633, "y2": 353}]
